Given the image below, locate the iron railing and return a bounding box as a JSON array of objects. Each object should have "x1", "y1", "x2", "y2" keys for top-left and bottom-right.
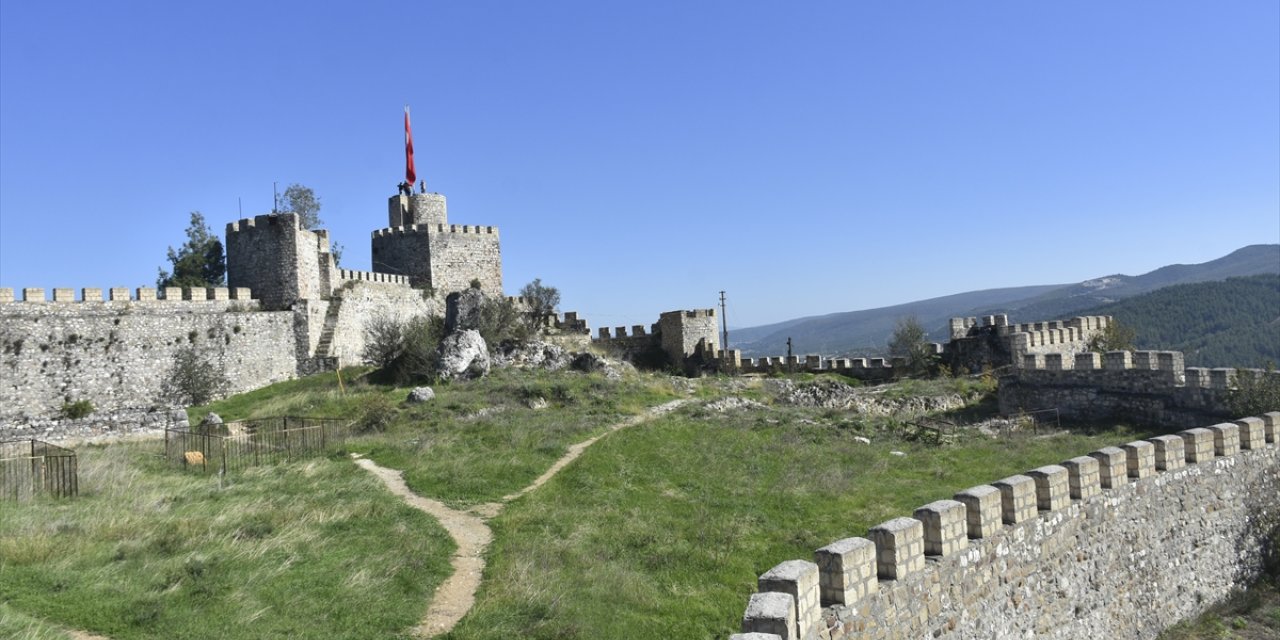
[
  {"x1": 165, "y1": 416, "x2": 353, "y2": 474},
  {"x1": 1, "y1": 439, "x2": 78, "y2": 500}
]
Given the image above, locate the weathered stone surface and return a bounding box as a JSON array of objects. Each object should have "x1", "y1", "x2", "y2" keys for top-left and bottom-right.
[
  {"x1": 815, "y1": 537, "x2": 877, "y2": 605},
  {"x1": 437, "y1": 330, "x2": 490, "y2": 381},
  {"x1": 743, "y1": 591, "x2": 796, "y2": 640},
  {"x1": 406, "y1": 387, "x2": 435, "y2": 403},
  {"x1": 491, "y1": 340, "x2": 570, "y2": 370},
  {"x1": 1234, "y1": 417, "x2": 1266, "y2": 450},
  {"x1": 750, "y1": 437, "x2": 1280, "y2": 640},
  {"x1": 992, "y1": 475, "x2": 1037, "y2": 524},
  {"x1": 1089, "y1": 447, "x2": 1128, "y2": 488},
  {"x1": 1123, "y1": 440, "x2": 1156, "y2": 479},
  {"x1": 1062, "y1": 456, "x2": 1101, "y2": 500},
  {"x1": 914, "y1": 500, "x2": 968, "y2": 556},
  {"x1": 868, "y1": 517, "x2": 924, "y2": 579},
  {"x1": 1149, "y1": 435, "x2": 1185, "y2": 471},
  {"x1": 758, "y1": 559, "x2": 821, "y2": 640},
  {"x1": 1207, "y1": 422, "x2": 1240, "y2": 456},
  {"x1": 1179, "y1": 428, "x2": 1215, "y2": 463},
  {"x1": 444, "y1": 288, "x2": 487, "y2": 333},
  {"x1": 954, "y1": 485, "x2": 1002, "y2": 539},
  {"x1": 1026, "y1": 465, "x2": 1070, "y2": 512}
]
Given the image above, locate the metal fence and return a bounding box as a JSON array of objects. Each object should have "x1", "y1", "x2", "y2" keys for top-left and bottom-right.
[
  {"x1": 1, "y1": 439, "x2": 78, "y2": 501},
  {"x1": 164, "y1": 416, "x2": 353, "y2": 474}
]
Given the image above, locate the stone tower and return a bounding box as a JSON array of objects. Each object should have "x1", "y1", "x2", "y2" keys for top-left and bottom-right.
[
  {"x1": 371, "y1": 191, "x2": 503, "y2": 295},
  {"x1": 226, "y1": 213, "x2": 336, "y2": 310}
]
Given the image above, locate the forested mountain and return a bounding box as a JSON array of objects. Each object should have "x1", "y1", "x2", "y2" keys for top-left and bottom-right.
[
  {"x1": 733, "y1": 245, "x2": 1279, "y2": 357},
  {"x1": 1080, "y1": 274, "x2": 1280, "y2": 368}
]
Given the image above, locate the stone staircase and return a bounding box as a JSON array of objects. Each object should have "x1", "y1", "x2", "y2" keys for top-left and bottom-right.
[{"x1": 314, "y1": 296, "x2": 344, "y2": 359}]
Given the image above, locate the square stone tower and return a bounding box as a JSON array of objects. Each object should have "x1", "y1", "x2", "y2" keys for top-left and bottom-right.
[{"x1": 371, "y1": 191, "x2": 503, "y2": 295}]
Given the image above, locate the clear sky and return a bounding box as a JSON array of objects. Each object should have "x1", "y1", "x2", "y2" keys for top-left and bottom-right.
[{"x1": 2, "y1": 2, "x2": 1277, "y2": 328}]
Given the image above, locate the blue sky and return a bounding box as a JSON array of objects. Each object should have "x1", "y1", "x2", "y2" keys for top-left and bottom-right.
[{"x1": 2, "y1": 2, "x2": 1277, "y2": 328}]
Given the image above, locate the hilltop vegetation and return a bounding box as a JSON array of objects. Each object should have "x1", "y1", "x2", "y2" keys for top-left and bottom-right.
[
  {"x1": 1081, "y1": 274, "x2": 1280, "y2": 368},
  {"x1": 1, "y1": 366, "x2": 1165, "y2": 638}
]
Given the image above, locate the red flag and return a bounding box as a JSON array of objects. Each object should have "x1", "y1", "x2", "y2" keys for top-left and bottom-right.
[{"x1": 404, "y1": 106, "x2": 417, "y2": 187}]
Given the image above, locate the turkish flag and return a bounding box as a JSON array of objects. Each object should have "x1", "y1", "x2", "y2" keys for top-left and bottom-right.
[{"x1": 405, "y1": 106, "x2": 416, "y2": 187}]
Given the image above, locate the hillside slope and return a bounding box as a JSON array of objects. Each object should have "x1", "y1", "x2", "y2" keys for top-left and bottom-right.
[
  {"x1": 1080, "y1": 274, "x2": 1280, "y2": 368},
  {"x1": 735, "y1": 244, "x2": 1279, "y2": 357}
]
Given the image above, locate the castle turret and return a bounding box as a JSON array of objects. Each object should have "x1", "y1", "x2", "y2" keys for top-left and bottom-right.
[
  {"x1": 226, "y1": 213, "x2": 336, "y2": 310},
  {"x1": 372, "y1": 190, "x2": 502, "y2": 295}
]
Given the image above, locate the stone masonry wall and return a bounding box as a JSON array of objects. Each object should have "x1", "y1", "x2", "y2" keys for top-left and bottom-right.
[
  {"x1": 732, "y1": 413, "x2": 1280, "y2": 640},
  {"x1": 997, "y1": 350, "x2": 1259, "y2": 428},
  {"x1": 0, "y1": 290, "x2": 297, "y2": 438},
  {"x1": 428, "y1": 226, "x2": 503, "y2": 295},
  {"x1": 324, "y1": 281, "x2": 438, "y2": 365}
]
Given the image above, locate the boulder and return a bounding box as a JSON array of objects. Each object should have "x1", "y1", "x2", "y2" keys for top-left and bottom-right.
[
  {"x1": 445, "y1": 289, "x2": 487, "y2": 333},
  {"x1": 571, "y1": 352, "x2": 623, "y2": 380},
  {"x1": 492, "y1": 340, "x2": 570, "y2": 370},
  {"x1": 407, "y1": 387, "x2": 435, "y2": 403},
  {"x1": 437, "y1": 329, "x2": 491, "y2": 381},
  {"x1": 201, "y1": 412, "x2": 223, "y2": 427}
]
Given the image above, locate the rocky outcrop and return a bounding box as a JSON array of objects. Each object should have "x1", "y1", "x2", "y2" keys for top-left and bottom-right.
[
  {"x1": 492, "y1": 340, "x2": 571, "y2": 371},
  {"x1": 438, "y1": 330, "x2": 490, "y2": 381}
]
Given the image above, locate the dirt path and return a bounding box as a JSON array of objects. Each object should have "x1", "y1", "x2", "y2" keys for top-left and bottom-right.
[{"x1": 354, "y1": 398, "x2": 688, "y2": 638}]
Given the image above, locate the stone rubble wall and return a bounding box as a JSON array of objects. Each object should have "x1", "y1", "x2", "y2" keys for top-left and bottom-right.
[
  {"x1": 226, "y1": 213, "x2": 336, "y2": 311},
  {"x1": 0, "y1": 292, "x2": 297, "y2": 437},
  {"x1": 998, "y1": 349, "x2": 1269, "y2": 428},
  {"x1": 324, "y1": 281, "x2": 439, "y2": 365},
  {"x1": 731, "y1": 413, "x2": 1280, "y2": 640}
]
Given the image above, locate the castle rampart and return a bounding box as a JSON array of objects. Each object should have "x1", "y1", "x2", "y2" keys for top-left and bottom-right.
[
  {"x1": 945, "y1": 314, "x2": 1110, "y2": 373},
  {"x1": 997, "y1": 349, "x2": 1269, "y2": 427},
  {"x1": 730, "y1": 412, "x2": 1280, "y2": 640},
  {"x1": 370, "y1": 222, "x2": 502, "y2": 294},
  {"x1": 226, "y1": 213, "x2": 337, "y2": 310},
  {"x1": 0, "y1": 292, "x2": 297, "y2": 439}
]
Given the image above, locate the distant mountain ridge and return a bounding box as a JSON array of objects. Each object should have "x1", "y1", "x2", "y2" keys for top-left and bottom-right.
[{"x1": 733, "y1": 244, "x2": 1280, "y2": 357}]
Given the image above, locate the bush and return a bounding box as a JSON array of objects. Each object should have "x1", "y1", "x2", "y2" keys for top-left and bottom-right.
[
  {"x1": 1228, "y1": 365, "x2": 1280, "y2": 418},
  {"x1": 475, "y1": 296, "x2": 533, "y2": 346},
  {"x1": 519, "y1": 278, "x2": 561, "y2": 329},
  {"x1": 363, "y1": 314, "x2": 447, "y2": 384},
  {"x1": 162, "y1": 346, "x2": 229, "y2": 406},
  {"x1": 355, "y1": 394, "x2": 397, "y2": 433},
  {"x1": 60, "y1": 400, "x2": 94, "y2": 420}
]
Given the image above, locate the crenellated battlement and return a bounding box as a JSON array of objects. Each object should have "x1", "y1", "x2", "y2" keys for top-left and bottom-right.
[
  {"x1": 226, "y1": 212, "x2": 306, "y2": 234},
  {"x1": 371, "y1": 223, "x2": 499, "y2": 239},
  {"x1": 0, "y1": 286, "x2": 255, "y2": 304},
  {"x1": 729, "y1": 412, "x2": 1280, "y2": 640},
  {"x1": 944, "y1": 314, "x2": 1111, "y2": 374},
  {"x1": 337, "y1": 270, "x2": 412, "y2": 287}
]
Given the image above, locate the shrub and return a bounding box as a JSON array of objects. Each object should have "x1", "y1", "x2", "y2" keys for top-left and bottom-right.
[
  {"x1": 474, "y1": 296, "x2": 533, "y2": 346},
  {"x1": 1228, "y1": 364, "x2": 1280, "y2": 418},
  {"x1": 355, "y1": 394, "x2": 397, "y2": 433},
  {"x1": 60, "y1": 399, "x2": 94, "y2": 420},
  {"x1": 363, "y1": 314, "x2": 446, "y2": 384},
  {"x1": 519, "y1": 278, "x2": 561, "y2": 329},
  {"x1": 162, "y1": 346, "x2": 229, "y2": 406}
]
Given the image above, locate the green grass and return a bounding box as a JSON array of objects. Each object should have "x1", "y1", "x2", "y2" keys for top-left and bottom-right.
[
  {"x1": 1158, "y1": 583, "x2": 1280, "y2": 639},
  {"x1": 348, "y1": 368, "x2": 679, "y2": 507},
  {"x1": 442, "y1": 403, "x2": 1151, "y2": 639},
  {"x1": 0, "y1": 442, "x2": 455, "y2": 640},
  {"x1": 0, "y1": 603, "x2": 74, "y2": 640}
]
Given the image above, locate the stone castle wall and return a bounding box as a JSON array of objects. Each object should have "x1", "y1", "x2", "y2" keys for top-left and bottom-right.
[
  {"x1": 0, "y1": 288, "x2": 298, "y2": 438},
  {"x1": 660, "y1": 309, "x2": 720, "y2": 364},
  {"x1": 997, "y1": 349, "x2": 1268, "y2": 428},
  {"x1": 946, "y1": 314, "x2": 1109, "y2": 372},
  {"x1": 731, "y1": 413, "x2": 1280, "y2": 640},
  {"x1": 323, "y1": 281, "x2": 438, "y2": 365}
]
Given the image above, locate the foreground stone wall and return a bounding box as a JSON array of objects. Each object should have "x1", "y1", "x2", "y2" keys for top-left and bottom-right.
[
  {"x1": 732, "y1": 413, "x2": 1280, "y2": 640},
  {"x1": 0, "y1": 290, "x2": 297, "y2": 437}
]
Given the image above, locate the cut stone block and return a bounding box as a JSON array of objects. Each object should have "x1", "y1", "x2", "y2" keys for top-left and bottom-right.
[
  {"x1": 742, "y1": 592, "x2": 796, "y2": 640},
  {"x1": 758, "y1": 560, "x2": 820, "y2": 640},
  {"x1": 814, "y1": 537, "x2": 877, "y2": 606},
  {"x1": 1207, "y1": 423, "x2": 1240, "y2": 457},
  {"x1": 1234, "y1": 417, "x2": 1266, "y2": 450},
  {"x1": 992, "y1": 475, "x2": 1037, "y2": 524},
  {"x1": 1123, "y1": 440, "x2": 1155, "y2": 479},
  {"x1": 954, "y1": 485, "x2": 1002, "y2": 539},
  {"x1": 1089, "y1": 447, "x2": 1128, "y2": 489},
  {"x1": 868, "y1": 517, "x2": 924, "y2": 580},
  {"x1": 1149, "y1": 435, "x2": 1185, "y2": 471},
  {"x1": 1179, "y1": 428, "x2": 1215, "y2": 463},
  {"x1": 1026, "y1": 465, "x2": 1070, "y2": 512},
  {"x1": 914, "y1": 499, "x2": 968, "y2": 557},
  {"x1": 1062, "y1": 456, "x2": 1101, "y2": 500}
]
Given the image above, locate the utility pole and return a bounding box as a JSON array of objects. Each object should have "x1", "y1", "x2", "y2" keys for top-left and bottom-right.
[
  {"x1": 719, "y1": 290, "x2": 729, "y2": 353},
  {"x1": 786, "y1": 337, "x2": 793, "y2": 374},
  {"x1": 272, "y1": 182, "x2": 279, "y2": 213}
]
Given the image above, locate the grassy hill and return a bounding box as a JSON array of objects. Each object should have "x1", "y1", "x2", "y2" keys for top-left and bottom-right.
[{"x1": 1080, "y1": 274, "x2": 1280, "y2": 368}]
